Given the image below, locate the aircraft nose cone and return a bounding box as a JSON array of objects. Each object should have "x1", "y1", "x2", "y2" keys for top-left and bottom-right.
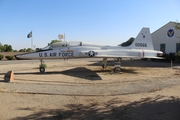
[
  {"x1": 14, "y1": 54, "x2": 21, "y2": 60},
  {"x1": 14, "y1": 55, "x2": 18, "y2": 59}
]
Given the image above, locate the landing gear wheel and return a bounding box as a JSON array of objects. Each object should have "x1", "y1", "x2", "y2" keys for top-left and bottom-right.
[
  {"x1": 114, "y1": 67, "x2": 120, "y2": 73},
  {"x1": 39, "y1": 67, "x2": 45, "y2": 73}
]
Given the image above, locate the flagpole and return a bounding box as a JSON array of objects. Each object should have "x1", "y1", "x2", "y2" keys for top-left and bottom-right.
[
  {"x1": 64, "y1": 33, "x2": 65, "y2": 41},
  {"x1": 31, "y1": 30, "x2": 33, "y2": 49}
]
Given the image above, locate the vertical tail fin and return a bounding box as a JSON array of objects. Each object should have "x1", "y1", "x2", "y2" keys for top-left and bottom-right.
[{"x1": 130, "y1": 28, "x2": 154, "y2": 50}]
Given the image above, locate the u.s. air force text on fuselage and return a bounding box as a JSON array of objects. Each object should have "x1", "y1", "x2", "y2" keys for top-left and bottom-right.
[{"x1": 39, "y1": 51, "x2": 74, "y2": 57}]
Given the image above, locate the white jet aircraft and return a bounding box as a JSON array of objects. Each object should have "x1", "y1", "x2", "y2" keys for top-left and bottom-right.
[{"x1": 15, "y1": 28, "x2": 163, "y2": 73}]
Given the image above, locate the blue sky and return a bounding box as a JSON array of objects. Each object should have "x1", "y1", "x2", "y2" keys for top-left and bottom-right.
[{"x1": 0, "y1": 0, "x2": 180, "y2": 50}]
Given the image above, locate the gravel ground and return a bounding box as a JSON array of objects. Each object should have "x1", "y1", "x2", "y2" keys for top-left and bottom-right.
[{"x1": 0, "y1": 59, "x2": 180, "y2": 120}]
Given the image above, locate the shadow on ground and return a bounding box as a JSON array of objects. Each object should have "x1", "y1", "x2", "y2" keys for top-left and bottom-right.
[
  {"x1": 12, "y1": 95, "x2": 180, "y2": 120},
  {"x1": 0, "y1": 80, "x2": 7, "y2": 82},
  {"x1": 0, "y1": 67, "x2": 138, "y2": 81},
  {"x1": 89, "y1": 59, "x2": 179, "y2": 68},
  {"x1": 14, "y1": 67, "x2": 104, "y2": 81},
  {"x1": 0, "y1": 67, "x2": 138, "y2": 82}
]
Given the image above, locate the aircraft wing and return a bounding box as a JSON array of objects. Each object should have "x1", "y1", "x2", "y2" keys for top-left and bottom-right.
[
  {"x1": 80, "y1": 50, "x2": 164, "y2": 59},
  {"x1": 80, "y1": 50, "x2": 141, "y2": 58}
]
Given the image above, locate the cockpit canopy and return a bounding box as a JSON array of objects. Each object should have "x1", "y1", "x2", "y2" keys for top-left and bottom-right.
[
  {"x1": 41, "y1": 41, "x2": 108, "y2": 50},
  {"x1": 42, "y1": 41, "x2": 68, "y2": 50}
]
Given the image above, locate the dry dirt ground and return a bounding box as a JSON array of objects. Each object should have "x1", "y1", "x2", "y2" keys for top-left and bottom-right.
[{"x1": 0, "y1": 59, "x2": 180, "y2": 120}]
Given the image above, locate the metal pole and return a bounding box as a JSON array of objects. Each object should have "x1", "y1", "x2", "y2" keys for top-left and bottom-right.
[
  {"x1": 31, "y1": 30, "x2": 33, "y2": 49},
  {"x1": 31, "y1": 37, "x2": 33, "y2": 49},
  {"x1": 64, "y1": 33, "x2": 65, "y2": 41}
]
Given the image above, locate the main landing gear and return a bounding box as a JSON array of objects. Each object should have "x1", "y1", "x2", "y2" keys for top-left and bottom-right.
[
  {"x1": 114, "y1": 58, "x2": 122, "y2": 73},
  {"x1": 102, "y1": 58, "x2": 107, "y2": 69},
  {"x1": 113, "y1": 57, "x2": 122, "y2": 73},
  {"x1": 102, "y1": 57, "x2": 122, "y2": 73},
  {"x1": 39, "y1": 59, "x2": 45, "y2": 73}
]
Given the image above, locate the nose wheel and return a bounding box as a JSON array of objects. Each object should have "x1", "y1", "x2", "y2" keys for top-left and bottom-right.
[
  {"x1": 39, "y1": 59, "x2": 46, "y2": 73},
  {"x1": 39, "y1": 67, "x2": 45, "y2": 73}
]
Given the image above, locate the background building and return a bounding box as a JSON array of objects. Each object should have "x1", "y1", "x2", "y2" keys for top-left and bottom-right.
[{"x1": 151, "y1": 22, "x2": 180, "y2": 54}]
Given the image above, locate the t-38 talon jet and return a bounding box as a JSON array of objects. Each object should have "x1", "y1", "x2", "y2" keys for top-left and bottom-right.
[{"x1": 15, "y1": 28, "x2": 163, "y2": 73}]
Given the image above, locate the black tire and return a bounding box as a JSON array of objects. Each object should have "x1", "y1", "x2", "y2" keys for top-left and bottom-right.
[
  {"x1": 114, "y1": 67, "x2": 120, "y2": 73},
  {"x1": 39, "y1": 67, "x2": 45, "y2": 73}
]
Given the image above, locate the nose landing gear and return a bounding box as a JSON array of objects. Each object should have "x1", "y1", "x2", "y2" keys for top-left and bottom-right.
[{"x1": 39, "y1": 59, "x2": 46, "y2": 73}]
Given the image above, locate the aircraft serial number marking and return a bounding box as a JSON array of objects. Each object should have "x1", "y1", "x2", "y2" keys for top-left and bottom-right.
[
  {"x1": 39, "y1": 52, "x2": 74, "y2": 57},
  {"x1": 135, "y1": 43, "x2": 147, "y2": 47}
]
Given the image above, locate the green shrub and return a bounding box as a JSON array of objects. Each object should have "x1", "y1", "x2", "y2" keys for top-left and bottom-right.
[
  {"x1": 163, "y1": 53, "x2": 176, "y2": 62},
  {"x1": 177, "y1": 51, "x2": 180, "y2": 61},
  {"x1": 39, "y1": 63, "x2": 47, "y2": 68},
  {"x1": 141, "y1": 58, "x2": 148, "y2": 61},
  {"x1": 0, "y1": 54, "x2": 3, "y2": 60},
  {"x1": 5, "y1": 56, "x2": 14, "y2": 60}
]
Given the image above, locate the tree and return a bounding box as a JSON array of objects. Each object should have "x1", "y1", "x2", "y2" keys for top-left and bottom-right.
[
  {"x1": 177, "y1": 51, "x2": 180, "y2": 61},
  {"x1": 119, "y1": 37, "x2": 135, "y2": 47},
  {"x1": 175, "y1": 21, "x2": 180, "y2": 30},
  {"x1": 0, "y1": 43, "x2": 3, "y2": 52},
  {"x1": 19, "y1": 49, "x2": 24, "y2": 52},
  {"x1": 36, "y1": 48, "x2": 41, "y2": 51},
  {"x1": 19, "y1": 48, "x2": 26, "y2": 52},
  {"x1": 7, "y1": 45, "x2": 12, "y2": 51},
  {"x1": 26, "y1": 48, "x2": 33, "y2": 52},
  {"x1": 3, "y1": 44, "x2": 13, "y2": 52},
  {"x1": 175, "y1": 21, "x2": 180, "y2": 40},
  {"x1": 48, "y1": 40, "x2": 62, "y2": 45}
]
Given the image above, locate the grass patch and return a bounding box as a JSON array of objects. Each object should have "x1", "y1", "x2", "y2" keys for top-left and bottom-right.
[{"x1": 40, "y1": 63, "x2": 47, "y2": 68}]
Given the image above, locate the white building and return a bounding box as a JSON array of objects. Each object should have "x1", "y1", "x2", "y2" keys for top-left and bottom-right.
[{"x1": 151, "y1": 21, "x2": 180, "y2": 54}]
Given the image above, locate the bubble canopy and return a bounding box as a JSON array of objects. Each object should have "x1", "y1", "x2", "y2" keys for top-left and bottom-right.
[{"x1": 42, "y1": 41, "x2": 68, "y2": 50}]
